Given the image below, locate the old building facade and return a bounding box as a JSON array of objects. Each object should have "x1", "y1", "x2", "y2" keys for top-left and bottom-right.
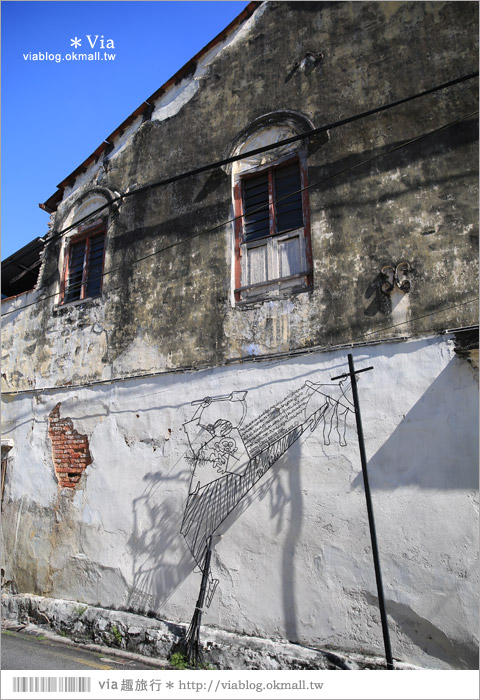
[{"x1": 2, "y1": 2, "x2": 478, "y2": 669}]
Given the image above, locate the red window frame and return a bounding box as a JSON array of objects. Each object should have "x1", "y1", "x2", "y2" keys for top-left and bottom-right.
[
  {"x1": 60, "y1": 222, "x2": 106, "y2": 304},
  {"x1": 233, "y1": 156, "x2": 313, "y2": 302}
]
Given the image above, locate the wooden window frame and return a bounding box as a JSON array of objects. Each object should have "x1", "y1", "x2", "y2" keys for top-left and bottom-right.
[
  {"x1": 60, "y1": 221, "x2": 106, "y2": 305},
  {"x1": 234, "y1": 155, "x2": 312, "y2": 303}
]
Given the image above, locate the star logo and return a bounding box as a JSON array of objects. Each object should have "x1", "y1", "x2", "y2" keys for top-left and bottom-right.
[{"x1": 70, "y1": 37, "x2": 81, "y2": 48}]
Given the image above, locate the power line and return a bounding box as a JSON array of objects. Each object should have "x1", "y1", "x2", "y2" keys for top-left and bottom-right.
[
  {"x1": 52, "y1": 70, "x2": 479, "y2": 238},
  {"x1": 2, "y1": 297, "x2": 478, "y2": 396},
  {"x1": 2, "y1": 107, "x2": 478, "y2": 318}
]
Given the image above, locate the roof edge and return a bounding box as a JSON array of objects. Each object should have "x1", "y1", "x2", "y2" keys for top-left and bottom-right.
[
  {"x1": 39, "y1": 1, "x2": 263, "y2": 214},
  {"x1": 2, "y1": 236, "x2": 45, "y2": 267}
]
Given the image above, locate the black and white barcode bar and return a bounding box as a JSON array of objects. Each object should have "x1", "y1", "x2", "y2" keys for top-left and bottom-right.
[{"x1": 13, "y1": 677, "x2": 91, "y2": 693}]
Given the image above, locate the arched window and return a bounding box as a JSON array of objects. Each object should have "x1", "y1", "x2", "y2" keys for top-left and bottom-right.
[
  {"x1": 229, "y1": 112, "x2": 314, "y2": 304},
  {"x1": 60, "y1": 193, "x2": 109, "y2": 304}
]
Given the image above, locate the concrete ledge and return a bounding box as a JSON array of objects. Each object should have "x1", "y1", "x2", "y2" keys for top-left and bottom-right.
[
  {"x1": 2, "y1": 593, "x2": 416, "y2": 670},
  {"x1": 2, "y1": 620, "x2": 171, "y2": 669}
]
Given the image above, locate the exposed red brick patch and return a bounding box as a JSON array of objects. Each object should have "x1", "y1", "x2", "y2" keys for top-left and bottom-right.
[{"x1": 48, "y1": 403, "x2": 92, "y2": 488}]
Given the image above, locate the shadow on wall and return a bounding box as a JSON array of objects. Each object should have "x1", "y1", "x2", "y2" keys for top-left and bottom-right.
[
  {"x1": 125, "y1": 434, "x2": 306, "y2": 639},
  {"x1": 353, "y1": 356, "x2": 479, "y2": 490},
  {"x1": 165, "y1": 379, "x2": 351, "y2": 636},
  {"x1": 210, "y1": 439, "x2": 305, "y2": 643},
  {"x1": 364, "y1": 271, "x2": 393, "y2": 317},
  {"x1": 308, "y1": 118, "x2": 478, "y2": 205},
  {"x1": 366, "y1": 593, "x2": 479, "y2": 670},
  {"x1": 126, "y1": 463, "x2": 196, "y2": 616},
  {"x1": 280, "y1": 440, "x2": 304, "y2": 643},
  {"x1": 124, "y1": 378, "x2": 336, "y2": 638}
]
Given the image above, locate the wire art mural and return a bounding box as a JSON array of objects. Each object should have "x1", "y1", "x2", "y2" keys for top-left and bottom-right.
[{"x1": 181, "y1": 376, "x2": 354, "y2": 664}]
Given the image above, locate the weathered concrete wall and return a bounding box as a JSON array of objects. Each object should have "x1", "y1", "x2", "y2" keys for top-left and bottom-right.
[
  {"x1": 1, "y1": 338, "x2": 478, "y2": 669},
  {"x1": 1, "y1": 0, "x2": 478, "y2": 673},
  {"x1": 1, "y1": 594, "x2": 419, "y2": 670},
  {"x1": 1, "y1": 2, "x2": 478, "y2": 390}
]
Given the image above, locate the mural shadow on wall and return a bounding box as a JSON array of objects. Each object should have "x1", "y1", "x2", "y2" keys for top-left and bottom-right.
[
  {"x1": 351, "y1": 356, "x2": 478, "y2": 491},
  {"x1": 124, "y1": 375, "x2": 346, "y2": 641},
  {"x1": 125, "y1": 459, "x2": 196, "y2": 616},
  {"x1": 177, "y1": 378, "x2": 353, "y2": 642},
  {"x1": 210, "y1": 438, "x2": 306, "y2": 643},
  {"x1": 115, "y1": 365, "x2": 347, "y2": 619},
  {"x1": 125, "y1": 434, "x2": 307, "y2": 641}
]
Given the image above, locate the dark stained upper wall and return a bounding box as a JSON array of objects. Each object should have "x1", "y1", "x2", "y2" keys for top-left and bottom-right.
[{"x1": 3, "y1": 1, "x2": 478, "y2": 388}]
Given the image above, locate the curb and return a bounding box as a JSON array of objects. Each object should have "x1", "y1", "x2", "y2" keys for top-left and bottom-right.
[
  {"x1": 2, "y1": 620, "x2": 171, "y2": 669},
  {"x1": 2, "y1": 593, "x2": 421, "y2": 670}
]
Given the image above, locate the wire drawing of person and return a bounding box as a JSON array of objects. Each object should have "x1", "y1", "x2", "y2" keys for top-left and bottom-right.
[{"x1": 183, "y1": 391, "x2": 249, "y2": 494}]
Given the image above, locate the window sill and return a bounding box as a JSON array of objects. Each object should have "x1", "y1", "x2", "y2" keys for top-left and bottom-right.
[
  {"x1": 235, "y1": 283, "x2": 313, "y2": 308},
  {"x1": 55, "y1": 295, "x2": 102, "y2": 312},
  {"x1": 235, "y1": 270, "x2": 311, "y2": 294}
]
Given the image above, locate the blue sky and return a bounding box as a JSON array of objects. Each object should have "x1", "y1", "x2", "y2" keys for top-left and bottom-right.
[{"x1": 1, "y1": 1, "x2": 249, "y2": 259}]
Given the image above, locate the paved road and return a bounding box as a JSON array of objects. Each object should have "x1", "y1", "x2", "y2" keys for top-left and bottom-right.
[{"x1": 1, "y1": 630, "x2": 161, "y2": 671}]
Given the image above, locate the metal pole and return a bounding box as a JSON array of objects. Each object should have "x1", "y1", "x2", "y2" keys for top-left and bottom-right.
[
  {"x1": 347, "y1": 353, "x2": 394, "y2": 670},
  {"x1": 197, "y1": 538, "x2": 214, "y2": 621},
  {"x1": 185, "y1": 536, "x2": 214, "y2": 667}
]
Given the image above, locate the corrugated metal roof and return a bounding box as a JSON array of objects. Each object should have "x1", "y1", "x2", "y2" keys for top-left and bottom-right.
[{"x1": 1, "y1": 237, "x2": 45, "y2": 298}]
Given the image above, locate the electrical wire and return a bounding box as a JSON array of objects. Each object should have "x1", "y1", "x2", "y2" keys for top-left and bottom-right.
[
  {"x1": 2, "y1": 107, "x2": 478, "y2": 318},
  {"x1": 51, "y1": 70, "x2": 479, "y2": 238},
  {"x1": 1, "y1": 298, "x2": 478, "y2": 396},
  {"x1": 4, "y1": 71, "x2": 479, "y2": 304}
]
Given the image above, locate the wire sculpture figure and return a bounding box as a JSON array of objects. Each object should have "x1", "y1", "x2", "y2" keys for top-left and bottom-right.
[{"x1": 181, "y1": 377, "x2": 353, "y2": 665}]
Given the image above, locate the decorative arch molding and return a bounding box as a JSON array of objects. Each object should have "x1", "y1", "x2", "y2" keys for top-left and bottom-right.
[
  {"x1": 225, "y1": 110, "x2": 318, "y2": 174},
  {"x1": 62, "y1": 186, "x2": 119, "y2": 231}
]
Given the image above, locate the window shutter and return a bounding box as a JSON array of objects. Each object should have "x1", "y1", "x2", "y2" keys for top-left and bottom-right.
[
  {"x1": 243, "y1": 173, "x2": 270, "y2": 241},
  {"x1": 277, "y1": 235, "x2": 304, "y2": 278},
  {"x1": 274, "y1": 163, "x2": 303, "y2": 233},
  {"x1": 235, "y1": 157, "x2": 311, "y2": 302},
  {"x1": 63, "y1": 228, "x2": 105, "y2": 304},
  {"x1": 85, "y1": 233, "x2": 105, "y2": 298},
  {"x1": 246, "y1": 243, "x2": 269, "y2": 285},
  {"x1": 65, "y1": 240, "x2": 86, "y2": 303}
]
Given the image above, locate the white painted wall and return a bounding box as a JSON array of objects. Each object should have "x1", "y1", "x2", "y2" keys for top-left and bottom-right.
[{"x1": 1, "y1": 335, "x2": 478, "y2": 669}]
